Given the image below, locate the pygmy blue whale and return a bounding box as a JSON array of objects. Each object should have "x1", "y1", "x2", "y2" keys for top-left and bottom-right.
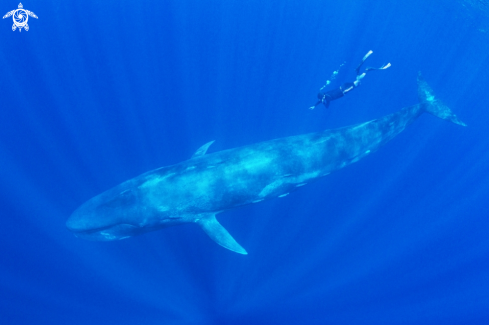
[{"x1": 66, "y1": 73, "x2": 465, "y2": 254}]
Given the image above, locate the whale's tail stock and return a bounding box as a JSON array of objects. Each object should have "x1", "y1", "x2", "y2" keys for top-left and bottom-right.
[{"x1": 417, "y1": 72, "x2": 466, "y2": 126}]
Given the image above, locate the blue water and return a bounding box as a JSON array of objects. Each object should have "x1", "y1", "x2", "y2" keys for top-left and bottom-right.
[{"x1": 2, "y1": 0, "x2": 489, "y2": 324}]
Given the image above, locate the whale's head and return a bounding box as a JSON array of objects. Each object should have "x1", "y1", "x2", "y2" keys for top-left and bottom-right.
[{"x1": 66, "y1": 181, "x2": 157, "y2": 241}]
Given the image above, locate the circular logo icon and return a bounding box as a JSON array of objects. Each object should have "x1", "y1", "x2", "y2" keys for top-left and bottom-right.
[
  {"x1": 3, "y1": 3, "x2": 38, "y2": 32},
  {"x1": 13, "y1": 9, "x2": 27, "y2": 28}
]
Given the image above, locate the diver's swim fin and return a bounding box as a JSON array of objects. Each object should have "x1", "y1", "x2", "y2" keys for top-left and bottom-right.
[{"x1": 362, "y1": 50, "x2": 373, "y2": 61}]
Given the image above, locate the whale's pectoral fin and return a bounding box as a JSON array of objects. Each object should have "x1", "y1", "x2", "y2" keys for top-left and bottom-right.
[
  {"x1": 196, "y1": 214, "x2": 247, "y2": 255},
  {"x1": 192, "y1": 141, "x2": 215, "y2": 158}
]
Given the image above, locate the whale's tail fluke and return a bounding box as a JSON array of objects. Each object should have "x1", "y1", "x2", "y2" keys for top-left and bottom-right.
[{"x1": 417, "y1": 72, "x2": 466, "y2": 126}]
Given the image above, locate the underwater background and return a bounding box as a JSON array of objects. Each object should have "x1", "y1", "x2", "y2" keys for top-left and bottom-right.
[{"x1": 2, "y1": 0, "x2": 489, "y2": 324}]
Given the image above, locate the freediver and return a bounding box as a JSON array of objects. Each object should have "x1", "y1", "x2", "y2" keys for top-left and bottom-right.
[{"x1": 309, "y1": 51, "x2": 391, "y2": 110}]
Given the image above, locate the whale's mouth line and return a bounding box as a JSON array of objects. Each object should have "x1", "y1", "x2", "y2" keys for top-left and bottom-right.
[
  {"x1": 69, "y1": 223, "x2": 142, "y2": 241},
  {"x1": 68, "y1": 223, "x2": 137, "y2": 235}
]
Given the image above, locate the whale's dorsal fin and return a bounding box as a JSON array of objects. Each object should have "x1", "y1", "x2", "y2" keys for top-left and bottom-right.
[
  {"x1": 196, "y1": 214, "x2": 247, "y2": 255},
  {"x1": 192, "y1": 141, "x2": 215, "y2": 158}
]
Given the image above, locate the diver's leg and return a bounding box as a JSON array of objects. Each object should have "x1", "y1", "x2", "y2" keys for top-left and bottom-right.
[
  {"x1": 355, "y1": 50, "x2": 373, "y2": 75},
  {"x1": 365, "y1": 62, "x2": 391, "y2": 72},
  {"x1": 355, "y1": 62, "x2": 391, "y2": 86},
  {"x1": 354, "y1": 72, "x2": 366, "y2": 86},
  {"x1": 342, "y1": 82, "x2": 356, "y2": 94}
]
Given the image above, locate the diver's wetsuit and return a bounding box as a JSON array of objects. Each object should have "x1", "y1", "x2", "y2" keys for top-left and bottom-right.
[
  {"x1": 316, "y1": 82, "x2": 355, "y2": 108},
  {"x1": 310, "y1": 51, "x2": 390, "y2": 110}
]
